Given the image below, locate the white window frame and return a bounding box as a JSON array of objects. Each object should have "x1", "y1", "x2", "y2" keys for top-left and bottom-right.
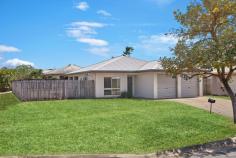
[{"x1": 104, "y1": 77, "x2": 121, "y2": 96}]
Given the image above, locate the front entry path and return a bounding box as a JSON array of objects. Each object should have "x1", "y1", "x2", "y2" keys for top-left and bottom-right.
[{"x1": 168, "y1": 96, "x2": 233, "y2": 119}]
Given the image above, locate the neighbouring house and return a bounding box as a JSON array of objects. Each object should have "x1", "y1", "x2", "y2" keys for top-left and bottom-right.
[
  {"x1": 43, "y1": 64, "x2": 80, "y2": 79},
  {"x1": 203, "y1": 75, "x2": 236, "y2": 96},
  {"x1": 67, "y1": 56, "x2": 203, "y2": 99}
]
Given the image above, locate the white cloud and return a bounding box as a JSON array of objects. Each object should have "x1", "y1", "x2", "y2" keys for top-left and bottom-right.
[
  {"x1": 4, "y1": 58, "x2": 34, "y2": 67},
  {"x1": 78, "y1": 38, "x2": 108, "y2": 46},
  {"x1": 71, "y1": 21, "x2": 105, "y2": 28},
  {"x1": 136, "y1": 34, "x2": 178, "y2": 55},
  {"x1": 139, "y1": 34, "x2": 178, "y2": 45},
  {"x1": 67, "y1": 21, "x2": 109, "y2": 47},
  {"x1": 0, "y1": 44, "x2": 20, "y2": 53},
  {"x1": 87, "y1": 47, "x2": 110, "y2": 56},
  {"x1": 97, "y1": 10, "x2": 112, "y2": 17},
  {"x1": 67, "y1": 26, "x2": 97, "y2": 38},
  {"x1": 151, "y1": 0, "x2": 174, "y2": 6},
  {"x1": 75, "y1": 2, "x2": 89, "y2": 11}
]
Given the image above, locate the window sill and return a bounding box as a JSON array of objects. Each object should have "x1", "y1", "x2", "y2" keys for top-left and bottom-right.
[{"x1": 104, "y1": 95, "x2": 121, "y2": 97}]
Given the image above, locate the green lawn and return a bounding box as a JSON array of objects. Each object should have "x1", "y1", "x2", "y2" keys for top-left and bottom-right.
[
  {"x1": 0, "y1": 92, "x2": 20, "y2": 110},
  {"x1": 0, "y1": 93, "x2": 236, "y2": 156}
]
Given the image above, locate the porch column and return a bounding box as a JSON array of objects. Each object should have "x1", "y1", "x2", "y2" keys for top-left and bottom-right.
[
  {"x1": 132, "y1": 76, "x2": 135, "y2": 96},
  {"x1": 199, "y1": 76, "x2": 203, "y2": 97},
  {"x1": 177, "y1": 74, "x2": 182, "y2": 98},
  {"x1": 153, "y1": 73, "x2": 158, "y2": 99},
  {"x1": 122, "y1": 74, "x2": 128, "y2": 92}
]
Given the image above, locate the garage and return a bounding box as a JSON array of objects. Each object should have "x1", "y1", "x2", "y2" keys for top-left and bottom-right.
[
  {"x1": 181, "y1": 77, "x2": 199, "y2": 98},
  {"x1": 157, "y1": 74, "x2": 177, "y2": 99}
]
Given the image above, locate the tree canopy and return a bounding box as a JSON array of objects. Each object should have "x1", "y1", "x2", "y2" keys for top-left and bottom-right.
[
  {"x1": 123, "y1": 46, "x2": 134, "y2": 56},
  {"x1": 162, "y1": 0, "x2": 236, "y2": 75},
  {"x1": 0, "y1": 65, "x2": 42, "y2": 92},
  {"x1": 160, "y1": 0, "x2": 236, "y2": 122}
]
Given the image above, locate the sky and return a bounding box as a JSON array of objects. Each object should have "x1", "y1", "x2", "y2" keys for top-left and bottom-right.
[{"x1": 0, "y1": 0, "x2": 191, "y2": 69}]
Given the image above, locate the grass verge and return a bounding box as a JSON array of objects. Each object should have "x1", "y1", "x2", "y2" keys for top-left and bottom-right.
[{"x1": 0, "y1": 93, "x2": 235, "y2": 155}]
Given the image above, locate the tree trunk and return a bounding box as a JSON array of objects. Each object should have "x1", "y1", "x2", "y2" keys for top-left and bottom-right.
[
  {"x1": 231, "y1": 97, "x2": 236, "y2": 124},
  {"x1": 221, "y1": 80, "x2": 236, "y2": 123}
]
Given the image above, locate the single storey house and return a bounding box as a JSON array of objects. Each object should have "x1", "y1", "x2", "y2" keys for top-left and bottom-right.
[
  {"x1": 67, "y1": 56, "x2": 203, "y2": 99},
  {"x1": 43, "y1": 64, "x2": 80, "y2": 79}
]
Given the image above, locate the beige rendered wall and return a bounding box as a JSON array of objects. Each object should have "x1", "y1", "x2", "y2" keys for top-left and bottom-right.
[
  {"x1": 67, "y1": 73, "x2": 96, "y2": 80},
  {"x1": 209, "y1": 76, "x2": 227, "y2": 95},
  {"x1": 68, "y1": 71, "x2": 204, "y2": 99},
  {"x1": 94, "y1": 72, "x2": 128, "y2": 98},
  {"x1": 209, "y1": 75, "x2": 236, "y2": 96},
  {"x1": 68, "y1": 72, "x2": 129, "y2": 98},
  {"x1": 199, "y1": 77, "x2": 203, "y2": 96}
]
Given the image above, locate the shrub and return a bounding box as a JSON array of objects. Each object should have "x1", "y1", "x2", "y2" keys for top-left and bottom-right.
[{"x1": 120, "y1": 91, "x2": 132, "y2": 98}]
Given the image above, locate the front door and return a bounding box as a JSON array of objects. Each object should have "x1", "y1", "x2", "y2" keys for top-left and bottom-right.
[{"x1": 127, "y1": 76, "x2": 133, "y2": 97}]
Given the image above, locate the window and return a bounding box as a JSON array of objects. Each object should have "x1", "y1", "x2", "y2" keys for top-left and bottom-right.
[
  {"x1": 104, "y1": 77, "x2": 120, "y2": 95},
  {"x1": 74, "y1": 76, "x2": 78, "y2": 80}
]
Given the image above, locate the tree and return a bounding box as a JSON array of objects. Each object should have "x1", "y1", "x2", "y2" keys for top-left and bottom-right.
[
  {"x1": 160, "y1": 0, "x2": 236, "y2": 123},
  {"x1": 13, "y1": 65, "x2": 42, "y2": 80},
  {"x1": 123, "y1": 46, "x2": 134, "y2": 56},
  {"x1": 0, "y1": 68, "x2": 15, "y2": 92},
  {"x1": 0, "y1": 65, "x2": 43, "y2": 92}
]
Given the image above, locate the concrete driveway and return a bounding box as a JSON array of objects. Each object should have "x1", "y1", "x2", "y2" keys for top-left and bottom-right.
[{"x1": 169, "y1": 96, "x2": 233, "y2": 119}]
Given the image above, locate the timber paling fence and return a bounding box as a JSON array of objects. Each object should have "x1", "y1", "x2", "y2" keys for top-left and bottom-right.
[{"x1": 12, "y1": 80, "x2": 95, "y2": 101}]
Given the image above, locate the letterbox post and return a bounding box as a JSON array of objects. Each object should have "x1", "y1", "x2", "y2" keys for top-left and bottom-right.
[
  {"x1": 210, "y1": 102, "x2": 212, "y2": 114},
  {"x1": 208, "y1": 98, "x2": 216, "y2": 114}
]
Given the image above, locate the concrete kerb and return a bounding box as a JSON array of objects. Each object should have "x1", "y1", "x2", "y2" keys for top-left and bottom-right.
[
  {"x1": 156, "y1": 137, "x2": 236, "y2": 157},
  {"x1": 0, "y1": 154, "x2": 157, "y2": 158},
  {"x1": 0, "y1": 137, "x2": 236, "y2": 158}
]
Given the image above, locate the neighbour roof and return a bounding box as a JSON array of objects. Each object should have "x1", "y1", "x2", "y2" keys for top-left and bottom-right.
[
  {"x1": 44, "y1": 64, "x2": 81, "y2": 75},
  {"x1": 42, "y1": 69, "x2": 55, "y2": 74},
  {"x1": 68, "y1": 56, "x2": 163, "y2": 74},
  {"x1": 139, "y1": 61, "x2": 163, "y2": 71}
]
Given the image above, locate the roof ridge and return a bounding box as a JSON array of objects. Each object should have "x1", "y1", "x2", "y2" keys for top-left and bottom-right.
[
  {"x1": 138, "y1": 60, "x2": 162, "y2": 70},
  {"x1": 94, "y1": 56, "x2": 124, "y2": 70},
  {"x1": 137, "y1": 59, "x2": 149, "y2": 69},
  {"x1": 125, "y1": 55, "x2": 148, "y2": 62},
  {"x1": 68, "y1": 55, "x2": 123, "y2": 74},
  {"x1": 67, "y1": 55, "x2": 160, "y2": 75}
]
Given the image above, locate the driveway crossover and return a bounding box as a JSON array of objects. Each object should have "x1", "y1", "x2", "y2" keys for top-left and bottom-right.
[{"x1": 168, "y1": 96, "x2": 233, "y2": 119}]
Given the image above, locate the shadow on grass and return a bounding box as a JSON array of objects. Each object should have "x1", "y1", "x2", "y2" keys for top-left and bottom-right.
[
  {"x1": 0, "y1": 92, "x2": 20, "y2": 110},
  {"x1": 207, "y1": 95, "x2": 230, "y2": 100}
]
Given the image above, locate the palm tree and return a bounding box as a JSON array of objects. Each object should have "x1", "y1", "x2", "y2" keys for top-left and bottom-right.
[{"x1": 122, "y1": 46, "x2": 134, "y2": 56}]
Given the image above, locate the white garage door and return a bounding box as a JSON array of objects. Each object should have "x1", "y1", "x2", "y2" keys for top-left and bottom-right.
[
  {"x1": 158, "y1": 74, "x2": 177, "y2": 99},
  {"x1": 181, "y1": 77, "x2": 199, "y2": 98}
]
